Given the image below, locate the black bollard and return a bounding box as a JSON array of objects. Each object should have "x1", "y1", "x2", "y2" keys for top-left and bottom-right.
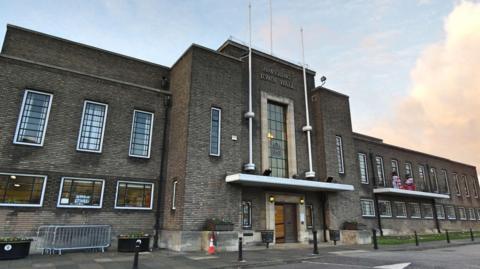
[
  {"x1": 313, "y1": 230, "x2": 319, "y2": 255},
  {"x1": 470, "y1": 228, "x2": 474, "y2": 241},
  {"x1": 446, "y1": 230, "x2": 450, "y2": 244},
  {"x1": 372, "y1": 229, "x2": 378, "y2": 250},
  {"x1": 238, "y1": 237, "x2": 244, "y2": 262},
  {"x1": 414, "y1": 231, "x2": 419, "y2": 246},
  {"x1": 132, "y1": 239, "x2": 141, "y2": 269}
]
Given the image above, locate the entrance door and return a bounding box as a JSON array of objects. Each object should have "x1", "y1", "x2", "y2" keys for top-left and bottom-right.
[{"x1": 275, "y1": 203, "x2": 297, "y2": 243}]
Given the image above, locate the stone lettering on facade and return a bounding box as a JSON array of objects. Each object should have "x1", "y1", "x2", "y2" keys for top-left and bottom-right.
[{"x1": 260, "y1": 67, "x2": 294, "y2": 89}]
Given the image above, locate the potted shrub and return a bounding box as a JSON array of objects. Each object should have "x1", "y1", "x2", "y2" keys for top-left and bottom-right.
[
  {"x1": 117, "y1": 232, "x2": 150, "y2": 252},
  {"x1": 205, "y1": 218, "x2": 234, "y2": 231},
  {"x1": 0, "y1": 237, "x2": 33, "y2": 260}
]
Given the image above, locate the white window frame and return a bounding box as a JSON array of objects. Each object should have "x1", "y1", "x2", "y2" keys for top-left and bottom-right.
[
  {"x1": 13, "y1": 90, "x2": 53, "y2": 147},
  {"x1": 454, "y1": 173, "x2": 461, "y2": 196},
  {"x1": 430, "y1": 167, "x2": 439, "y2": 193},
  {"x1": 435, "y1": 204, "x2": 445, "y2": 220},
  {"x1": 462, "y1": 175, "x2": 470, "y2": 197},
  {"x1": 409, "y1": 203, "x2": 421, "y2": 219},
  {"x1": 171, "y1": 180, "x2": 178, "y2": 210},
  {"x1": 129, "y1": 110, "x2": 154, "y2": 158},
  {"x1": 394, "y1": 201, "x2": 407, "y2": 218},
  {"x1": 0, "y1": 172, "x2": 48, "y2": 207},
  {"x1": 471, "y1": 177, "x2": 478, "y2": 198},
  {"x1": 242, "y1": 201, "x2": 253, "y2": 229},
  {"x1": 422, "y1": 203, "x2": 434, "y2": 219},
  {"x1": 445, "y1": 206, "x2": 456, "y2": 220},
  {"x1": 441, "y1": 169, "x2": 450, "y2": 194},
  {"x1": 114, "y1": 180, "x2": 154, "y2": 210},
  {"x1": 56, "y1": 177, "x2": 105, "y2": 209},
  {"x1": 305, "y1": 204, "x2": 314, "y2": 229},
  {"x1": 405, "y1": 162, "x2": 413, "y2": 178},
  {"x1": 477, "y1": 208, "x2": 480, "y2": 220},
  {"x1": 209, "y1": 107, "x2": 221, "y2": 156},
  {"x1": 458, "y1": 207, "x2": 467, "y2": 220},
  {"x1": 375, "y1": 156, "x2": 386, "y2": 187},
  {"x1": 358, "y1": 153, "x2": 369, "y2": 184},
  {"x1": 378, "y1": 200, "x2": 392, "y2": 218},
  {"x1": 336, "y1": 135, "x2": 345, "y2": 174},
  {"x1": 468, "y1": 208, "x2": 476, "y2": 220},
  {"x1": 418, "y1": 165, "x2": 428, "y2": 191},
  {"x1": 76, "y1": 100, "x2": 108, "y2": 153},
  {"x1": 391, "y1": 159, "x2": 400, "y2": 175},
  {"x1": 360, "y1": 199, "x2": 375, "y2": 217}
]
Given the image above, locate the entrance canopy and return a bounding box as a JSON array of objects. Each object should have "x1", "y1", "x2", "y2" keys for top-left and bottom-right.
[
  {"x1": 373, "y1": 188, "x2": 450, "y2": 199},
  {"x1": 226, "y1": 173, "x2": 354, "y2": 192}
]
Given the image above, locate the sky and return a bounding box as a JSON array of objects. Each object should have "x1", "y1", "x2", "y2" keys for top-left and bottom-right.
[{"x1": 0, "y1": 0, "x2": 479, "y2": 172}]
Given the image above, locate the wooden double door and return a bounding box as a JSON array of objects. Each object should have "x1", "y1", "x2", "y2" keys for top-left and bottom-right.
[{"x1": 275, "y1": 203, "x2": 297, "y2": 243}]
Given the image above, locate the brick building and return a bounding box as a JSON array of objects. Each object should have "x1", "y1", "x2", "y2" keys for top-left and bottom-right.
[{"x1": 0, "y1": 25, "x2": 478, "y2": 252}]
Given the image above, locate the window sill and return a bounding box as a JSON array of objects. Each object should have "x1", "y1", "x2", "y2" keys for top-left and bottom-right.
[
  {"x1": 57, "y1": 205, "x2": 102, "y2": 209},
  {"x1": 0, "y1": 203, "x2": 42, "y2": 207},
  {"x1": 13, "y1": 141, "x2": 44, "y2": 147}
]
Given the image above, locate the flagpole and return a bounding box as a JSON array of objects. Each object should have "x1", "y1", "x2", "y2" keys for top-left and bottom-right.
[
  {"x1": 301, "y1": 28, "x2": 315, "y2": 178},
  {"x1": 269, "y1": 0, "x2": 273, "y2": 54},
  {"x1": 244, "y1": 1, "x2": 255, "y2": 171}
]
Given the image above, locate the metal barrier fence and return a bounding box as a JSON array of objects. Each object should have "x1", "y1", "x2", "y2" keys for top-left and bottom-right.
[{"x1": 36, "y1": 225, "x2": 111, "y2": 255}]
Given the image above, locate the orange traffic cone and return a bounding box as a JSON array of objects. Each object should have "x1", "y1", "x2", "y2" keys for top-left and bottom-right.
[{"x1": 208, "y1": 236, "x2": 215, "y2": 255}]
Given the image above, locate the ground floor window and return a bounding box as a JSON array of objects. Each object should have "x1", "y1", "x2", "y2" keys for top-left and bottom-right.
[
  {"x1": 408, "y1": 203, "x2": 421, "y2": 218},
  {"x1": 436, "y1": 205, "x2": 445, "y2": 219},
  {"x1": 58, "y1": 177, "x2": 104, "y2": 208},
  {"x1": 468, "y1": 208, "x2": 476, "y2": 220},
  {"x1": 242, "y1": 201, "x2": 252, "y2": 229},
  {"x1": 378, "y1": 200, "x2": 392, "y2": 217},
  {"x1": 360, "y1": 199, "x2": 375, "y2": 217},
  {"x1": 305, "y1": 205, "x2": 313, "y2": 228},
  {"x1": 477, "y1": 209, "x2": 480, "y2": 220},
  {"x1": 394, "y1": 201, "x2": 407, "y2": 218},
  {"x1": 445, "y1": 206, "x2": 456, "y2": 220},
  {"x1": 422, "y1": 204, "x2": 433, "y2": 219},
  {"x1": 0, "y1": 173, "x2": 47, "y2": 207},
  {"x1": 115, "y1": 181, "x2": 154, "y2": 209},
  {"x1": 458, "y1": 207, "x2": 467, "y2": 220}
]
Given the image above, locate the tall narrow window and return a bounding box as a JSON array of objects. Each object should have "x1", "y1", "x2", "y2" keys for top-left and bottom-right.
[
  {"x1": 335, "y1": 136, "x2": 345, "y2": 174},
  {"x1": 458, "y1": 207, "x2": 467, "y2": 220},
  {"x1": 242, "y1": 201, "x2": 252, "y2": 229},
  {"x1": 454, "y1": 173, "x2": 461, "y2": 196},
  {"x1": 441, "y1": 169, "x2": 450, "y2": 194},
  {"x1": 435, "y1": 205, "x2": 445, "y2": 219},
  {"x1": 394, "y1": 201, "x2": 407, "y2": 218},
  {"x1": 129, "y1": 110, "x2": 154, "y2": 158},
  {"x1": 209, "y1": 107, "x2": 221, "y2": 156},
  {"x1": 0, "y1": 173, "x2": 47, "y2": 207},
  {"x1": 375, "y1": 156, "x2": 385, "y2": 186},
  {"x1": 267, "y1": 102, "x2": 288, "y2": 178},
  {"x1": 418, "y1": 165, "x2": 429, "y2": 192},
  {"x1": 115, "y1": 181, "x2": 154, "y2": 210},
  {"x1": 77, "y1": 101, "x2": 108, "y2": 153},
  {"x1": 171, "y1": 180, "x2": 178, "y2": 210},
  {"x1": 468, "y1": 208, "x2": 476, "y2": 220},
  {"x1": 358, "y1": 153, "x2": 369, "y2": 184},
  {"x1": 57, "y1": 177, "x2": 104, "y2": 208},
  {"x1": 306, "y1": 205, "x2": 314, "y2": 228},
  {"x1": 471, "y1": 177, "x2": 478, "y2": 198},
  {"x1": 360, "y1": 199, "x2": 375, "y2": 217},
  {"x1": 391, "y1": 160, "x2": 400, "y2": 175},
  {"x1": 430, "y1": 168, "x2": 439, "y2": 193},
  {"x1": 462, "y1": 175, "x2": 470, "y2": 197},
  {"x1": 14, "y1": 90, "x2": 53, "y2": 146},
  {"x1": 404, "y1": 162, "x2": 413, "y2": 178}
]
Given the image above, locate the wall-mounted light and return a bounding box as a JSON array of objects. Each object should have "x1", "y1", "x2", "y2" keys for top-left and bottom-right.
[
  {"x1": 263, "y1": 169, "x2": 272, "y2": 176},
  {"x1": 299, "y1": 198, "x2": 304, "y2": 205},
  {"x1": 13, "y1": 184, "x2": 21, "y2": 188},
  {"x1": 10, "y1": 175, "x2": 16, "y2": 180},
  {"x1": 269, "y1": 196, "x2": 275, "y2": 203},
  {"x1": 267, "y1": 132, "x2": 274, "y2": 140}
]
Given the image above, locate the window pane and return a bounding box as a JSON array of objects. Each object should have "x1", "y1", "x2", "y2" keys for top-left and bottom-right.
[
  {"x1": 242, "y1": 201, "x2": 252, "y2": 228},
  {"x1": 336, "y1": 136, "x2": 344, "y2": 174},
  {"x1": 361, "y1": 200, "x2": 375, "y2": 216},
  {"x1": 59, "y1": 178, "x2": 103, "y2": 207},
  {"x1": 15, "y1": 91, "x2": 52, "y2": 145},
  {"x1": 268, "y1": 102, "x2": 288, "y2": 178},
  {"x1": 78, "y1": 102, "x2": 107, "y2": 151},
  {"x1": 430, "y1": 168, "x2": 439, "y2": 193},
  {"x1": 306, "y1": 205, "x2": 313, "y2": 228},
  {"x1": 375, "y1": 157, "x2": 385, "y2": 186},
  {"x1": 116, "y1": 182, "x2": 153, "y2": 209},
  {"x1": 130, "y1": 111, "x2": 153, "y2": 157},
  {"x1": 379, "y1": 200, "x2": 392, "y2": 217},
  {"x1": 358, "y1": 153, "x2": 368, "y2": 184},
  {"x1": 209, "y1": 108, "x2": 221, "y2": 156},
  {"x1": 0, "y1": 174, "x2": 46, "y2": 205}
]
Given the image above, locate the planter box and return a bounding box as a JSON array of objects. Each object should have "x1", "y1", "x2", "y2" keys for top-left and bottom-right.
[
  {"x1": 0, "y1": 241, "x2": 31, "y2": 260},
  {"x1": 117, "y1": 237, "x2": 150, "y2": 252}
]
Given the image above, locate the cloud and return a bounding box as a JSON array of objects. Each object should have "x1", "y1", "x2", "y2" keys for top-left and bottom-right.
[{"x1": 367, "y1": 1, "x2": 480, "y2": 173}]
